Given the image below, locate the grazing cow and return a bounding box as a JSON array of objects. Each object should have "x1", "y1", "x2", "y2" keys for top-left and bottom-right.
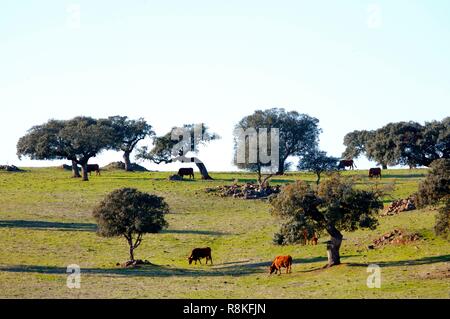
[
  {"x1": 368, "y1": 167, "x2": 382, "y2": 179},
  {"x1": 311, "y1": 233, "x2": 318, "y2": 245},
  {"x1": 86, "y1": 164, "x2": 100, "y2": 176},
  {"x1": 269, "y1": 255, "x2": 293, "y2": 275},
  {"x1": 188, "y1": 247, "x2": 213, "y2": 265},
  {"x1": 178, "y1": 167, "x2": 194, "y2": 179},
  {"x1": 338, "y1": 159, "x2": 356, "y2": 170},
  {"x1": 302, "y1": 230, "x2": 319, "y2": 245}
]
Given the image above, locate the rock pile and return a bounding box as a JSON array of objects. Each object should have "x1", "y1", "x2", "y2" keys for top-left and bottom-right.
[
  {"x1": 116, "y1": 259, "x2": 153, "y2": 268},
  {"x1": 205, "y1": 183, "x2": 281, "y2": 199},
  {"x1": 0, "y1": 165, "x2": 23, "y2": 172},
  {"x1": 372, "y1": 228, "x2": 422, "y2": 247},
  {"x1": 382, "y1": 197, "x2": 416, "y2": 216}
]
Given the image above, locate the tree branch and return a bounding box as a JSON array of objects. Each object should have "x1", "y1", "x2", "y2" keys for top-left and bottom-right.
[{"x1": 133, "y1": 233, "x2": 143, "y2": 249}]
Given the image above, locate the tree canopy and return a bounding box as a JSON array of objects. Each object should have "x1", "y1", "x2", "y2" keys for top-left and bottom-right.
[
  {"x1": 136, "y1": 123, "x2": 219, "y2": 179},
  {"x1": 17, "y1": 119, "x2": 66, "y2": 161},
  {"x1": 297, "y1": 149, "x2": 339, "y2": 184},
  {"x1": 342, "y1": 117, "x2": 450, "y2": 168},
  {"x1": 106, "y1": 116, "x2": 155, "y2": 171},
  {"x1": 233, "y1": 108, "x2": 320, "y2": 185},
  {"x1": 342, "y1": 130, "x2": 374, "y2": 160},
  {"x1": 17, "y1": 116, "x2": 115, "y2": 180},
  {"x1": 93, "y1": 188, "x2": 169, "y2": 261}
]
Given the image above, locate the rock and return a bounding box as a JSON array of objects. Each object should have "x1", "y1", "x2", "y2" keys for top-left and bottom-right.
[
  {"x1": 367, "y1": 245, "x2": 375, "y2": 250},
  {"x1": 0, "y1": 165, "x2": 23, "y2": 172},
  {"x1": 118, "y1": 259, "x2": 152, "y2": 268},
  {"x1": 102, "y1": 161, "x2": 149, "y2": 172},
  {"x1": 168, "y1": 174, "x2": 183, "y2": 181}
]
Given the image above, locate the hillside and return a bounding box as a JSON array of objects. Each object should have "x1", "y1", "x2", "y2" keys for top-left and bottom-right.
[{"x1": 0, "y1": 168, "x2": 448, "y2": 298}]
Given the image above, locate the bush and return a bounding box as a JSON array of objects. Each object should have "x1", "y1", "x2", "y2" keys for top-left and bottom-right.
[
  {"x1": 272, "y1": 218, "x2": 318, "y2": 245},
  {"x1": 416, "y1": 159, "x2": 449, "y2": 206},
  {"x1": 434, "y1": 200, "x2": 449, "y2": 239},
  {"x1": 416, "y1": 159, "x2": 450, "y2": 238}
]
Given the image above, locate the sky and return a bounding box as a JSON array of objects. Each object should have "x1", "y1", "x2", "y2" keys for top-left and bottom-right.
[{"x1": 1, "y1": 0, "x2": 449, "y2": 171}]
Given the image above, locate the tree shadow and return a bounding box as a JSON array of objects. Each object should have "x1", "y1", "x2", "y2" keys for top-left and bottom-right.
[
  {"x1": 151, "y1": 178, "x2": 197, "y2": 182},
  {"x1": 382, "y1": 174, "x2": 426, "y2": 179},
  {"x1": 101, "y1": 177, "x2": 151, "y2": 181},
  {"x1": 162, "y1": 229, "x2": 230, "y2": 236},
  {"x1": 0, "y1": 256, "x2": 333, "y2": 278},
  {"x1": 0, "y1": 220, "x2": 230, "y2": 237},
  {"x1": 222, "y1": 256, "x2": 329, "y2": 269},
  {"x1": 347, "y1": 254, "x2": 450, "y2": 268},
  {"x1": 0, "y1": 220, "x2": 97, "y2": 232},
  {"x1": 0, "y1": 264, "x2": 258, "y2": 277}
]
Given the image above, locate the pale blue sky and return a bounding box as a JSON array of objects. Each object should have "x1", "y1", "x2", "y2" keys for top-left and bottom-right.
[{"x1": 1, "y1": 1, "x2": 449, "y2": 171}]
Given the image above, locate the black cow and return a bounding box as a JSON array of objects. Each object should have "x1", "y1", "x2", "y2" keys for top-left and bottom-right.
[
  {"x1": 188, "y1": 247, "x2": 212, "y2": 265},
  {"x1": 86, "y1": 164, "x2": 100, "y2": 176},
  {"x1": 178, "y1": 168, "x2": 194, "y2": 179},
  {"x1": 338, "y1": 159, "x2": 356, "y2": 170},
  {"x1": 368, "y1": 167, "x2": 382, "y2": 178}
]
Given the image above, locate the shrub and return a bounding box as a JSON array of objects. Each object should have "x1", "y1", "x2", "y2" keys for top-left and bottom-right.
[{"x1": 416, "y1": 159, "x2": 450, "y2": 238}]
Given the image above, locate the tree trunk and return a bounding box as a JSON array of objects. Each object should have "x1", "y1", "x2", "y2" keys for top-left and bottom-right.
[
  {"x1": 81, "y1": 164, "x2": 89, "y2": 181},
  {"x1": 71, "y1": 160, "x2": 81, "y2": 178},
  {"x1": 129, "y1": 245, "x2": 134, "y2": 262},
  {"x1": 382, "y1": 163, "x2": 387, "y2": 170},
  {"x1": 195, "y1": 162, "x2": 212, "y2": 180},
  {"x1": 276, "y1": 160, "x2": 285, "y2": 175},
  {"x1": 316, "y1": 173, "x2": 321, "y2": 185},
  {"x1": 123, "y1": 151, "x2": 133, "y2": 172},
  {"x1": 325, "y1": 227, "x2": 343, "y2": 267},
  {"x1": 256, "y1": 166, "x2": 262, "y2": 186}
]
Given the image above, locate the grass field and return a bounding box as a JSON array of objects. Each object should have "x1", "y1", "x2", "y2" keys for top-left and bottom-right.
[{"x1": 0, "y1": 167, "x2": 448, "y2": 298}]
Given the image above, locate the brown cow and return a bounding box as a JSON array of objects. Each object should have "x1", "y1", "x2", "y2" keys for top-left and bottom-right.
[
  {"x1": 188, "y1": 247, "x2": 212, "y2": 265},
  {"x1": 311, "y1": 233, "x2": 318, "y2": 245},
  {"x1": 338, "y1": 159, "x2": 356, "y2": 170},
  {"x1": 368, "y1": 167, "x2": 382, "y2": 178},
  {"x1": 86, "y1": 164, "x2": 100, "y2": 176},
  {"x1": 178, "y1": 167, "x2": 194, "y2": 179},
  {"x1": 269, "y1": 255, "x2": 293, "y2": 275},
  {"x1": 302, "y1": 230, "x2": 319, "y2": 245}
]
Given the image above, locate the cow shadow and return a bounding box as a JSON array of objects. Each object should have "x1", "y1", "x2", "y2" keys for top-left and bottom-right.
[{"x1": 0, "y1": 220, "x2": 97, "y2": 232}]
